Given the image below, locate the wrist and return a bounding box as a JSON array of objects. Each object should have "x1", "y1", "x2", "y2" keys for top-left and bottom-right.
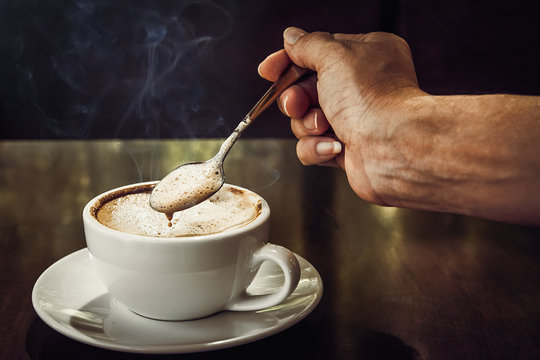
[{"x1": 374, "y1": 93, "x2": 452, "y2": 211}]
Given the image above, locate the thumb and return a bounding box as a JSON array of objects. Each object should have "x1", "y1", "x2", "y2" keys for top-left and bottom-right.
[{"x1": 282, "y1": 27, "x2": 338, "y2": 72}]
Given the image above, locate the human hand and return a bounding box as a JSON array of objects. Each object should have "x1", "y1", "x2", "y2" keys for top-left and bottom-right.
[
  {"x1": 259, "y1": 27, "x2": 540, "y2": 225},
  {"x1": 258, "y1": 27, "x2": 426, "y2": 205}
]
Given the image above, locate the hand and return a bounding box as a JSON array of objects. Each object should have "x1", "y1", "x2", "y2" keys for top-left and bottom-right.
[
  {"x1": 258, "y1": 27, "x2": 425, "y2": 205},
  {"x1": 259, "y1": 27, "x2": 540, "y2": 225}
]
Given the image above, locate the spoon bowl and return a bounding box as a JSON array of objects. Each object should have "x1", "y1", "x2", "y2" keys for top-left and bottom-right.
[{"x1": 149, "y1": 159, "x2": 224, "y2": 217}]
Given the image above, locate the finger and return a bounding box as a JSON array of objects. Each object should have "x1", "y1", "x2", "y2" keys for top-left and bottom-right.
[
  {"x1": 278, "y1": 84, "x2": 309, "y2": 118},
  {"x1": 277, "y1": 74, "x2": 318, "y2": 117},
  {"x1": 293, "y1": 73, "x2": 318, "y2": 105},
  {"x1": 317, "y1": 146, "x2": 346, "y2": 170},
  {"x1": 258, "y1": 49, "x2": 290, "y2": 82},
  {"x1": 318, "y1": 148, "x2": 346, "y2": 168},
  {"x1": 290, "y1": 108, "x2": 330, "y2": 139},
  {"x1": 282, "y1": 27, "x2": 341, "y2": 72},
  {"x1": 296, "y1": 136, "x2": 342, "y2": 166}
]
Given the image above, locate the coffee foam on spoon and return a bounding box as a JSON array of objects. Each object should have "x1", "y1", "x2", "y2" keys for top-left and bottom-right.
[
  {"x1": 149, "y1": 161, "x2": 223, "y2": 218},
  {"x1": 96, "y1": 185, "x2": 260, "y2": 237}
]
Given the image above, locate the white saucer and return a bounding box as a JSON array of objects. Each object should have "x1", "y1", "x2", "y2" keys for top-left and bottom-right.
[{"x1": 32, "y1": 248, "x2": 323, "y2": 354}]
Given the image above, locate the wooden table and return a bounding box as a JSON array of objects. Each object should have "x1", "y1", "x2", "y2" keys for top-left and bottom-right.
[{"x1": 2, "y1": 139, "x2": 539, "y2": 359}]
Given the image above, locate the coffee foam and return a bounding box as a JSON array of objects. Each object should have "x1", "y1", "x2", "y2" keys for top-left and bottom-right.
[{"x1": 96, "y1": 184, "x2": 261, "y2": 237}]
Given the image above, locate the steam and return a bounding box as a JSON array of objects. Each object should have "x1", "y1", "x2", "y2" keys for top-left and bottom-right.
[{"x1": 1, "y1": 0, "x2": 234, "y2": 138}]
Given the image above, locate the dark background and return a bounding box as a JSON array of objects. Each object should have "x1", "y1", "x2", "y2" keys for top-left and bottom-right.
[{"x1": 1, "y1": 0, "x2": 538, "y2": 139}]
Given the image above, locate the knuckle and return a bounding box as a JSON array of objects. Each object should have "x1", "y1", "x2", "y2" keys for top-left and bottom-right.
[
  {"x1": 299, "y1": 31, "x2": 353, "y2": 66},
  {"x1": 365, "y1": 32, "x2": 411, "y2": 50}
]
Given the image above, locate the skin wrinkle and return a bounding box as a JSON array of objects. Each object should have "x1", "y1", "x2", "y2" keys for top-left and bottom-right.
[
  {"x1": 375, "y1": 93, "x2": 446, "y2": 200},
  {"x1": 341, "y1": 110, "x2": 390, "y2": 205},
  {"x1": 346, "y1": 148, "x2": 389, "y2": 206},
  {"x1": 364, "y1": 95, "x2": 459, "y2": 208}
]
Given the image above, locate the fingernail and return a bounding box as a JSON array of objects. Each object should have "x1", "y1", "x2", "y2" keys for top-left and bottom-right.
[
  {"x1": 284, "y1": 27, "x2": 305, "y2": 45},
  {"x1": 316, "y1": 141, "x2": 342, "y2": 156},
  {"x1": 282, "y1": 94, "x2": 290, "y2": 116},
  {"x1": 303, "y1": 111, "x2": 318, "y2": 131}
]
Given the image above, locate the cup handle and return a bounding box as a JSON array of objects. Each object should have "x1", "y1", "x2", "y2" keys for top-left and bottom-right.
[{"x1": 225, "y1": 244, "x2": 301, "y2": 311}]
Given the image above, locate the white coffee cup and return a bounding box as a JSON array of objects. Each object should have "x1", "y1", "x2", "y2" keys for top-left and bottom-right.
[{"x1": 82, "y1": 181, "x2": 301, "y2": 321}]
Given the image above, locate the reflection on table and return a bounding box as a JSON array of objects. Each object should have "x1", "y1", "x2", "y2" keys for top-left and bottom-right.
[{"x1": 1, "y1": 139, "x2": 539, "y2": 359}]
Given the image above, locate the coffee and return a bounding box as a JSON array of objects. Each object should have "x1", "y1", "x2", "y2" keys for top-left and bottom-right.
[{"x1": 93, "y1": 183, "x2": 262, "y2": 237}]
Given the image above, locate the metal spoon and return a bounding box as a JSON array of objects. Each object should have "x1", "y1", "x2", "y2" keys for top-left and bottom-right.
[{"x1": 150, "y1": 64, "x2": 309, "y2": 216}]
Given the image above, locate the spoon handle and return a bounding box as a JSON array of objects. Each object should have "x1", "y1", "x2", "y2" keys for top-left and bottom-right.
[
  {"x1": 247, "y1": 64, "x2": 309, "y2": 121},
  {"x1": 215, "y1": 64, "x2": 310, "y2": 162}
]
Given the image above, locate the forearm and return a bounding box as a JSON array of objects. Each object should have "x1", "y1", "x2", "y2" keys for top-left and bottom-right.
[{"x1": 388, "y1": 94, "x2": 540, "y2": 225}]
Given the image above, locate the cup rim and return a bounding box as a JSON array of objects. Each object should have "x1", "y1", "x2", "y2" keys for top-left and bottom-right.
[{"x1": 82, "y1": 181, "x2": 270, "y2": 244}]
